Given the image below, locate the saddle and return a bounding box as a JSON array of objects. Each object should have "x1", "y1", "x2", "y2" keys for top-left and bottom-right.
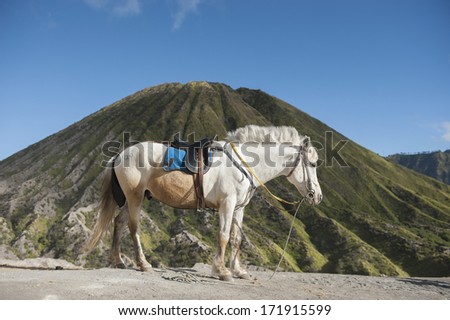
[
  {"x1": 171, "y1": 134, "x2": 216, "y2": 174},
  {"x1": 169, "y1": 133, "x2": 217, "y2": 210}
]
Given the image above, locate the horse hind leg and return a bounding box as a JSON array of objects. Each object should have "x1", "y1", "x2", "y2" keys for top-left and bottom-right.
[
  {"x1": 127, "y1": 194, "x2": 152, "y2": 272},
  {"x1": 110, "y1": 209, "x2": 128, "y2": 269}
]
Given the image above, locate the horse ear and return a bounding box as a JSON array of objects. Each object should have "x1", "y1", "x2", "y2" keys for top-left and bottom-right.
[{"x1": 303, "y1": 136, "x2": 311, "y2": 146}]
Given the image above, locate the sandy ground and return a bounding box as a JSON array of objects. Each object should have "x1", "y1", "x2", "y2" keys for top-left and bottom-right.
[{"x1": 1, "y1": 263, "x2": 449, "y2": 300}]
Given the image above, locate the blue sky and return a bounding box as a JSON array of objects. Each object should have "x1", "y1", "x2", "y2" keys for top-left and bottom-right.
[{"x1": 1, "y1": 0, "x2": 449, "y2": 160}]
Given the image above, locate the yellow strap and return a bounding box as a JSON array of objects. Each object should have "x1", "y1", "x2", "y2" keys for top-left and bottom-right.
[{"x1": 230, "y1": 142, "x2": 300, "y2": 205}]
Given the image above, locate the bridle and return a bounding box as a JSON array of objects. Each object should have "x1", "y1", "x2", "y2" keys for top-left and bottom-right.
[
  {"x1": 223, "y1": 141, "x2": 316, "y2": 205},
  {"x1": 286, "y1": 144, "x2": 316, "y2": 201}
]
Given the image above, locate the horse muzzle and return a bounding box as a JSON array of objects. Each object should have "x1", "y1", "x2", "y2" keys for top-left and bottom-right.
[{"x1": 306, "y1": 189, "x2": 322, "y2": 205}]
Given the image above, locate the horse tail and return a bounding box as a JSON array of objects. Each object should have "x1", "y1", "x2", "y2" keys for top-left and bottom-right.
[{"x1": 84, "y1": 157, "x2": 125, "y2": 252}]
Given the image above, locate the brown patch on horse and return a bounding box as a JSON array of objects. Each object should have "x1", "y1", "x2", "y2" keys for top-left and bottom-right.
[{"x1": 147, "y1": 170, "x2": 198, "y2": 209}]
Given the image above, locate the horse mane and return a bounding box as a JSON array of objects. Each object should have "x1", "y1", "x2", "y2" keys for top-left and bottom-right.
[{"x1": 226, "y1": 125, "x2": 304, "y2": 145}]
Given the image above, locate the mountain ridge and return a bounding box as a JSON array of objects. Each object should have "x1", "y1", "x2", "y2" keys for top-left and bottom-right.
[
  {"x1": 387, "y1": 150, "x2": 450, "y2": 185},
  {"x1": 1, "y1": 81, "x2": 449, "y2": 277}
]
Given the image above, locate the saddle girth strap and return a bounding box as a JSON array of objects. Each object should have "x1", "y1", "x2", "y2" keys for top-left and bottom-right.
[{"x1": 194, "y1": 147, "x2": 206, "y2": 210}]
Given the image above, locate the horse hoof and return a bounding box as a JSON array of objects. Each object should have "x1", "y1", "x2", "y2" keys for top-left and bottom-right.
[
  {"x1": 139, "y1": 263, "x2": 153, "y2": 272},
  {"x1": 219, "y1": 274, "x2": 233, "y2": 282},
  {"x1": 235, "y1": 272, "x2": 250, "y2": 280}
]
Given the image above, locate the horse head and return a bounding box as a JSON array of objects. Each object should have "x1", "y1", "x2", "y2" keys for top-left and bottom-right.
[{"x1": 286, "y1": 136, "x2": 322, "y2": 205}]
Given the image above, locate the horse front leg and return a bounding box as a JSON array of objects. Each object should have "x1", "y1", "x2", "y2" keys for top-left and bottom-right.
[
  {"x1": 110, "y1": 209, "x2": 128, "y2": 268},
  {"x1": 127, "y1": 196, "x2": 152, "y2": 272},
  {"x1": 230, "y1": 207, "x2": 250, "y2": 279},
  {"x1": 212, "y1": 199, "x2": 235, "y2": 281}
]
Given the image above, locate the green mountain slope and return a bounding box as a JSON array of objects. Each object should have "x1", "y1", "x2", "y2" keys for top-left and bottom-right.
[
  {"x1": 1, "y1": 81, "x2": 449, "y2": 276},
  {"x1": 388, "y1": 150, "x2": 450, "y2": 185}
]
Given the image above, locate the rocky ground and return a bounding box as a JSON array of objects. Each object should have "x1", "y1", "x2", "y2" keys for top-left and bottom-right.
[{"x1": 0, "y1": 259, "x2": 449, "y2": 300}]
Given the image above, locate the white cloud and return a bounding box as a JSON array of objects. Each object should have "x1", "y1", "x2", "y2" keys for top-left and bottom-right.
[
  {"x1": 113, "y1": 0, "x2": 141, "y2": 16},
  {"x1": 442, "y1": 121, "x2": 450, "y2": 142},
  {"x1": 84, "y1": 0, "x2": 109, "y2": 9},
  {"x1": 172, "y1": 0, "x2": 201, "y2": 30},
  {"x1": 84, "y1": 0, "x2": 204, "y2": 26},
  {"x1": 84, "y1": 0, "x2": 141, "y2": 17}
]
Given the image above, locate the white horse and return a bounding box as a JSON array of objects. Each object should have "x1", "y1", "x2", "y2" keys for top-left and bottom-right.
[{"x1": 86, "y1": 125, "x2": 322, "y2": 281}]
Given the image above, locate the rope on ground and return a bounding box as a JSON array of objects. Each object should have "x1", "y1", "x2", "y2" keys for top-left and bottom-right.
[
  {"x1": 159, "y1": 267, "x2": 217, "y2": 284},
  {"x1": 269, "y1": 198, "x2": 305, "y2": 281}
]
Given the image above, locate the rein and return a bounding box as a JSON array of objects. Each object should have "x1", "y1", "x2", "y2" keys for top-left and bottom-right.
[
  {"x1": 269, "y1": 197, "x2": 305, "y2": 280},
  {"x1": 227, "y1": 142, "x2": 314, "y2": 280}
]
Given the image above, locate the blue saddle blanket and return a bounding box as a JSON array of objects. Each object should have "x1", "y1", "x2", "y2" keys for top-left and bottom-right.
[{"x1": 163, "y1": 147, "x2": 189, "y2": 173}]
